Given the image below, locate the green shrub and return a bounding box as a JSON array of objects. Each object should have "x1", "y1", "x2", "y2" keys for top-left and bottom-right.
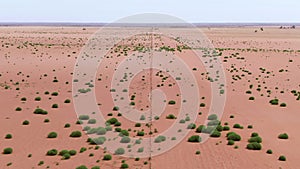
[
  {"x1": 51, "y1": 92, "x2": 59, "y2": 96},
  {"x1": 113, "y1": 106, "x2": 119, "y2": 111},
  {"x1": 70, "y1": 131, "x2": 82, "y2": 137},
  {"x1": 166, "y1": 114, "x2": 176, "y2": 119},
  {"x1": 5, "y1": 134, "x2": 12, "y2": 139},
  {"x1": 233, "y1": 124, "x2": 242, "y2": 129},
  {"x1": 3, "y1": 148, "x2": 13, "y2": 154},
  {"x1": 62, "y1": 153, "x2": 71, "y2": 159},
  {"x1": 33, "y1": 108, "x2": 48, "y2": 115},
  {"x1": 188, "y1": 135, "x2": 202, "y2": 142},
  {"x1": 227, "y1": 140, "x2": 235, "y2": 145},
  {"x1": 216, "y1": 125, "x2": 223, "y2": 132},
  {"x1": 35, "y1": 97, "x2": 41, "y2": 101},
  {"x1": 269, "y1": 99, "x2": 279, "y2": 105},
  {"x1": 230, "y1": 115, "x2": 234, "y2": 118},
  {"x1": 168, "y1": 100, "x2": 176, "y2": 105},
  {"x1": 96, "y1": 127, "x2": 107, "y2": 135},
  {"x1": 47, "y1": 132, "x2": 58, "y2": 138},
  {"x1": 114, "y1": 121, "x2": 122, "y2": 126},
  {"x1": 195, "y1": 150, "x2": 201, "y2": 155},
  {"x1": 210, "y1": 130, "x2": 221, "y2": 138},
  {"x1": 119, "y1": 130, "x2": 129, "y2": 137},
  {"x1": 88, "y1": 119, "x2": 96, "y2": 124},
  {"x1": 223, "y1": 126, "x2": 230, "y2": 131},
  {"x1": 200, "y1": 103, "x2": 206, "y2": 107},
  {"x1": 103, "y1": 154, "x2": 112, "y2": 160},
  {"x1": 278, "y1": 133, "x2": 288, "y2": 139},
  {"x1": 106, "y1": 118, "x2": 118, "y2": 124},
  {"x1": 79, "y1": 147, "x2": 87, "y2": 153},
  {"x1": 91, "y1": 137, "x2": 106, "y2": 145},
  {"x1": 207, "y1": 114, "x2": 218, "y2": 120},
  {"x1": 46, "y1": 149, "x2": 58, "y2": 156},
  {"x1": 79, "y1": 115, "x2": 89, "y2": 120},
  {"x1": 227, "y1": 132, "x2": 241, "y2": 141},
  {"x1": 248, "y1": 136, "x2": 262, "y2": 143},
  {"x1": 44, "y1": 119, "x2": 50, "y2": 123},
  {"x1": 115, "y1": 148, "x2": 125, "y2": 155},
  {"x1": 266, "y1": 149, "x2": 273, "y2": 154},
  {"x1": 246, "y1": 142, "x2": 262, "y2": 150},
  {"x1": 280, "y1": 103, "x2": 287, "y2": 107},
  {"x1": 187, "y1": 123, "x2": 196, "y2": 129},
  {"x1": 76, "y1": 165, "x2": 88, "y2": 169},
  {"x1": 278, "y1": 155, "x2": 286, "y2": 161},
  {"x1": 207, "y1": 120, "x2": 221, "y2": 126},
  {"x1": 249, "y1": 97, "x2": 255, "y2": 100},
  {"x1": 137, "y1": 131, "x2": 144, "y2": 136},
  {"x1": 251, "y1": 132, "x2": 259, "y2": 137},
  {"x1": 69, "y1": 150, "x2": 77, "y2": 156},
  {"x1": 120, "y1": 137, "x2": 131, "y2": 143},
  {"x1": 247, "y1": 125, "x2": 253, "y2": 129},
  {"x1": 154, "y1": 136, "x2": 166, "y2": 143},
  {"x1": 76, "y1": 120, "x2": 83, "y2": 124},
  {"x1": 196, "y1": 125, "x2": 205, "y2": 133},
  {"x1": 15, "y1": 107, "x2": 22, "y2": 111},
  {"x1": 121, "y1": 163, "x2": 129, "y2": 168},
  {"x1": 52, "y1": 104, "x2": 58, "y2": 108},
  {"x1": 59, "y1": 150, "x2": 69, "y2": 156},
  {"x1": 21, "y1": 97, "x2": 27, "y2": 101},
  {"x1": 91, "y1": 166, "x2": 100, "y2": 169},
  {"x1": 64, "y1": 99, "x2": 71, "y2": 103},
  {"x1": 135, "y1": 123, "x2": 141, "y2": 127},
  {"x1": 64, "y1": 123, "x2": 70, "y2": 128},
  {"x1": 22, "y1": 120, "x2": 30, "y2": 125}
]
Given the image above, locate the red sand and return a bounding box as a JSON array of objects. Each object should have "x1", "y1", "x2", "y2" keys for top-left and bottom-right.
[{"x1": 0, "y1": 26, "x2": 299, "y2": 169}]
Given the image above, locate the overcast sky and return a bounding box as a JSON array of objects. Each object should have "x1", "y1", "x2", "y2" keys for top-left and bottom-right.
[{"x1": 0, "y1": 0, "x2": 299, "y2": 23}]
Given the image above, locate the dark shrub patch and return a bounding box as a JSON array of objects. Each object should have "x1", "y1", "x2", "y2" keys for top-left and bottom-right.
[
  {"x1": 278, "y1": 155, "x2": 286, "y2": 161},
  {"x1": 266, "y1": 149, "x2": 273, "y2": 154},
  {"x1": 15, "y1": 107, "x2": 22, "y2": 111},
  {"x1": 70, "y1": 131, "x2": 82, "y2": 137},
  {"x1": 3, "y1": 148, "x2": 13, "y2": 154},
  {"x1": 103, "y1": 154, "x2": 112, "y2": 160},
  {"x1": 227, "y1": 140, "x2": 235, "y2": 145},
  {"x1": 278, "y1": 133, "x2": 289, "y2": 139},
  {"x1": 115, "y1": 148, "x2": 125, "y2": 155},
  {"x1": 210, "y1": 130, "x2": 221, "y2": 138},
  {"x1": 251, "y1": 132, "x2": 259, "y2": 137},
  {"x1": 52, "y1": 104, "x2": 58, "y2": 108},
  {"x1": 168, "y1": 100, "x2": 176, "y2": 105},
  {"x1": 64, "y1": 99, "x2": 71, "y2": 103},
  {"x1": 223, "y1": 126, "x2": 230, "y2": 131},
  {"x1": 106, "y1": 118, "x2": 118, "y2": 124},
  {"x1": 280, "y1": 103, "x2": 287, "y2": 107},
  {"x1": 137, "y1": 131, "x2": 145, "y2": 136},
  {"x1": 166, "y1": 114, "x2": 176, "y2": 119},
  {"x1": 76, "y1": 165, "x2": 88, "y2": 169},
  {"x1": 35, "y1": 97, "x2": 41, "y2": 101},
  {"x1": 207, "y1": 114, "x2": 218, "y2": 120},
  {"x1": 46, "y1": 149, "x2": 58, "y2": 156},
  {"x1": 200, "y1": 103, "x2": 206, "y2": 107},
  {"x1": 187, "y1": 123, "x2": 196, "y2": 129},
  {"x1": 88, "y1": 119, "x2": 96, "y2": 124},
  {"x1": 34, "y1": 108, "x2": 48, "y2": 115},
  {"x1": 47, "y1": 132, "x2": 58, "y2": 138},
  {"x1": 64, "y1": 123, "x2": 70, "y2": 128},
  {"x1": 226, "y1": 132, "x2": 241, "y2": 141},
  {"x1": 154, "y1": 136, "x2": 166, "y2": 143},
  {"x1": 269, "y1": 99, "x2": 279, "y2": 105},
  {"x1": 246, "y1": 142, "x2": 262, "y2": 150},
  {"x1": 69, "y1": 150, "x2": 77, "y2": 156},
  {"x1": 5, "y1": 134, "x2": 12, "y2": 139},
  {"x1": 233, "y1": 123, "x2": 242, "y2": 129},
  {"x1": 121, "y1": 163, "x2": 129, "y2": 168},
  {"x1": 79, "y1": 115, "x2": 89, "y2": 120},
  {"x1": 188, "y1": 135, "x2": 202, "y2": 142},
  {"x1": 51, "y1": 92, "x2": 59, "y2": 96},
  {"x1": 22, "y1": 120, "x2": 30, "y2": 125},
  {"x1": 120, "y1": 137, "x2": 131, "y2": 143},
  {"x1": 135, "y1": 123, "x2": 141, "y2": 127},
  {"x1": 248, "y1": 136, "x2": 262, "y2": 143}
]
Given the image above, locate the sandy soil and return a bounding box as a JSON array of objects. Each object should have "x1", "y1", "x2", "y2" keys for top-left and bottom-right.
[{"x1": 0, "y1": 26, "x2": 299, "y2": 169}]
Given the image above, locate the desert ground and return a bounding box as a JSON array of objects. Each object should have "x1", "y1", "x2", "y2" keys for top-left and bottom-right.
[{"x1": 0, "y1": 26, "x2": 299, "y2": 169}]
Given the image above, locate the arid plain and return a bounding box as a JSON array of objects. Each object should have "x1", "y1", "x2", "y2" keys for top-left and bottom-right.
[{"x1": 0, "y1": 26, "x2": 299, "y2": 169}]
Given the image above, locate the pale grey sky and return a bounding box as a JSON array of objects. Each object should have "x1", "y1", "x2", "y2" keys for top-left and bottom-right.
[{"x1": 0, "y1": 0, "x2": 299, "y2": 23}]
